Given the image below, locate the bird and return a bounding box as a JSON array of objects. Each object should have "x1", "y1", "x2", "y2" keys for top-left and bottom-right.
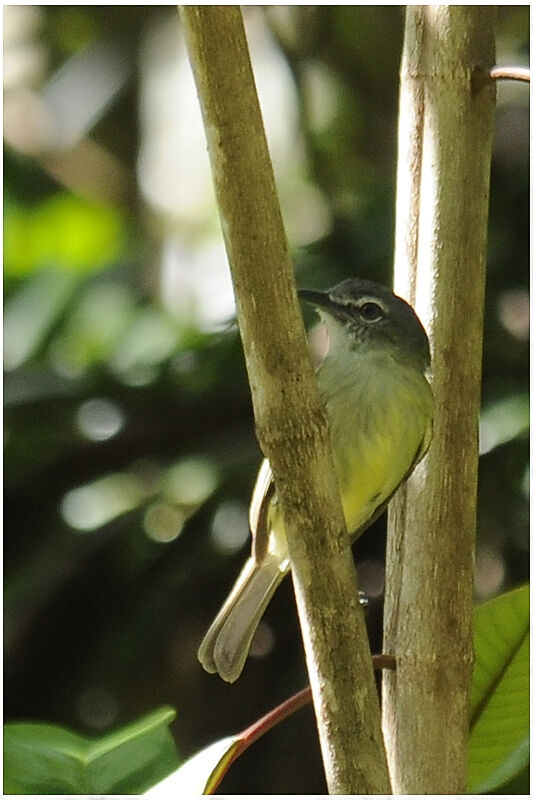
[{"x1": 198, "y1": 277, "x2": 433, "y2": 682}]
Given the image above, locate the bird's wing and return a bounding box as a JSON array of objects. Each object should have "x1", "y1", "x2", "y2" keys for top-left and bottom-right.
[
  {"x1": 412, "y1": 417, "x2": 433, "y2": 471},
  {"x1": 249, "y1": 458, "x2": 276, "y2": 564}
]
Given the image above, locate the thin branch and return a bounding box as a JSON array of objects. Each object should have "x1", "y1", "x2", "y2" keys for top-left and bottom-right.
[
  {"x1": 179, "y1": 6, "x2": 391, "y2": 794},
  {"x1": 240, "y1": 653, "x2": 396, "y2": 757},
  {"x1": 489, "y1": 65, "x2": 530, "y2": 82}
]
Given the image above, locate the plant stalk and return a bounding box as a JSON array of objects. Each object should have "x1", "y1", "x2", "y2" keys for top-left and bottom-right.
[
  {"x1": 384, "y1": 5, "x2": 496, "y2": 793},
  {"x1": 179, "y1": 6, "x2": 391, "y2": 794}
]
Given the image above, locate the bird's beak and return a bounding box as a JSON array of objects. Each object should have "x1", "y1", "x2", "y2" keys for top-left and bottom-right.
[{"x1": 298, "y1": 288, "x2": 335, "y2": 312}]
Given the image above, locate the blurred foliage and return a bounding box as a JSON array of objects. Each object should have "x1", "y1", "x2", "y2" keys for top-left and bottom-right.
[
  {"x1": 4, "y1": 6, "x2": 529, "y2": 795},
  {"x1": 4, "y1": 194, "x2": 125, "y2": 277}
]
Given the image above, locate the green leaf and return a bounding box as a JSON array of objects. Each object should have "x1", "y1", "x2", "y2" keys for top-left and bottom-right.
[
  {"x1": 4, "y1": 706, "x2": 179, "y2": 795},
  {"x1": 467, "y1": 584, "x2": 529, "y2": 793},
  {"x1": 144, "y1": 735, "x2": 239, "y2": 797}
]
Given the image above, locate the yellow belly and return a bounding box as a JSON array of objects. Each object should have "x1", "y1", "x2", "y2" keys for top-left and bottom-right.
[
  {"x1": 260, "y1": 353, "x2": 432, "y2": 563},
  {"x1": 329, "y1": 361, "x2": 432, "y2": 535}
]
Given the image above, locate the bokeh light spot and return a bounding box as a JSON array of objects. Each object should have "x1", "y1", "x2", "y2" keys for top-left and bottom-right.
[
  {"x1": 498, "y1": 288, "x2": 529, "y2": 341},
  {"x1": 249, "y1": 620, "x2": 275, "y2": 660},
  {"x1": 144, "y1": 501, "x2": 185, "y2": 543},
  {"x1": 61, "y1": 472, "x2": 146, "y2": 532},
  {"x1": 76, "y1": 397, "x2": 124, "y2": 441},
  {"x1": 163, "y1": 456, "x2": 219, "y2": 506},
  {"x1": 210, "y1": 500, "x2": 249, "y2": 554},
  {"x1": 75, "y1": 686, "x2": 119, "y2": 730},
  {"x1": 475, "y1": 544, "x2": 506, "y2": 599}
]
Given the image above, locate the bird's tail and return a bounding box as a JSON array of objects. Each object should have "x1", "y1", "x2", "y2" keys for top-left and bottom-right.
[{"x1": 198, "y1": 556, "x2": 285, "y2": 683}]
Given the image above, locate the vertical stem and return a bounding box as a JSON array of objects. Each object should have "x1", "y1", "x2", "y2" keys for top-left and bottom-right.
[
  {"x1": 384, "y1": 6, "x2": 496, "y2": 793},
  {"x1": 179, "y1": 7, "x2": 391, "y2": 793}
]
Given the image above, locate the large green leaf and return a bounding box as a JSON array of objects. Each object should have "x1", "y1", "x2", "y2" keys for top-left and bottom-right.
[
  {"x1": 4, "y1": 706, "x2": 179, "y2": 795},
  {"x1": 467, "y1": 584, "x2": 529, "y2": 793}
]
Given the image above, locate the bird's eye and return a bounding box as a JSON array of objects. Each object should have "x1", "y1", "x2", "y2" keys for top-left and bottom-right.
[{"x1": 359, "y1": 301, "x2": 384, "y2": 322}]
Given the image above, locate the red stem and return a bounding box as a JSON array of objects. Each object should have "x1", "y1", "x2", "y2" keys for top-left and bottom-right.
[{"x1": 209, "y1": 653, "x2": 396, "y2": 793}]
